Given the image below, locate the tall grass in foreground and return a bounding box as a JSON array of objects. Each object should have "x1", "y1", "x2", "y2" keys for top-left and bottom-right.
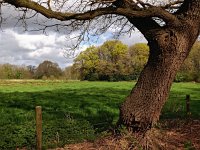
[{"x1": 0, "y1": 80, "x2": 199, "y2": 149}]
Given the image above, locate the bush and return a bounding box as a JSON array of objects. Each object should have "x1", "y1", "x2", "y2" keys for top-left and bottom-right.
[
  {"x1": 174, "y1": 72, "x2": 194, "y2": 82},
  {"x1": 0, "y1": 121, "x2": 36, "y2": 149},
  {"x1": 87, "y1": 73, "x2": 99, "y2": 81},
  {"x1": 42, "y1": 75, "x2": 48, "y2": 80},
  {"x1": 193, "y1": 73, "x2": 200, "y2": 83},
  {"x1": 42, "y1": 119, "x2": 95, "y2": 149},
  {"x1": 174, "y1": 73, "x2": 186, "y2": 82}
]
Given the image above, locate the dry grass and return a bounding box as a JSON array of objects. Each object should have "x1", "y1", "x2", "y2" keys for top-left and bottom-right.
[{"x1": 52, "y1": 119, "x2": 200, "y2": 150}]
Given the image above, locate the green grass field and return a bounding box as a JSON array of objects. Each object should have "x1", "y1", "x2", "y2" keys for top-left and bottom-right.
[{"x1": 0, "y1": 80, "x2": 199, "y2": 149}]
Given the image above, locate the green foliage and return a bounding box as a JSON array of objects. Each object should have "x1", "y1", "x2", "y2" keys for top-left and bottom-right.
[
  {"x1": 42, "y1": 119, "x2": 95, "y2": 149},
  {"x1": 63, "y1": 66, "x2": 79, "y2": 80},
  {"x1": 176, "y1": 41, "x2": 200, "y2": 82},
  {"x1": 0, "y1": 64, "x2": 33, "y2": 79},
  {"x1": 0, "y1": 80, "x2": 200, "y2": 149},
  {"x1": 73, "y1": 40, "x2": 149, "y2": 81},
  {"x1": 128, "y1": 43, "x2": 149, "y2": 79},
  {"x1": 184, "y1": 141, "x2": 195, "y2": 150},
  {"x1": 161, "y1": 82, "x2": 200, "y2": 119},
  {"x1": 174, "y1": 72, "x2": 191, "y2": 82},
  {"x1": 72, "y1": 40, "x2": 200, "y2": 82}
]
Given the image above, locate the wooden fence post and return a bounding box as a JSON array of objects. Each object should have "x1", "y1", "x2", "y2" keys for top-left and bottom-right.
[
  {"x1": 36, "y1": 106, "x2": 42, "y2": 150},
  {"x1": 186, "y1": 95, "x2": 190, "y2": 115}
]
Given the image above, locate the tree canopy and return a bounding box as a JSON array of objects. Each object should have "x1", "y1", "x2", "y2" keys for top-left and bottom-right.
[
  {"x1": 34, "y1": 60, "x2": 63, "y2": 79},
  {"x1": 73, "y1": 40, "x2": 149, "y2": 81}
]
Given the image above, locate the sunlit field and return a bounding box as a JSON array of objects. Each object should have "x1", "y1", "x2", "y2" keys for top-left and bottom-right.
[{"x1": 0, "y1": 80, "x2": 199, "y2": 149}]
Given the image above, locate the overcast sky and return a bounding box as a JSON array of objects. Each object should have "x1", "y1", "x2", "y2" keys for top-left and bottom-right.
[{"x1": 0, "y1": 6, "x2": 147, "y2": 69}]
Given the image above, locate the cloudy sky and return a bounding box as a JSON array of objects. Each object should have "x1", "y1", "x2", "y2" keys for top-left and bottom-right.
[{"x1": 0, "y1": 6, "x2": 147, "y2": 69}]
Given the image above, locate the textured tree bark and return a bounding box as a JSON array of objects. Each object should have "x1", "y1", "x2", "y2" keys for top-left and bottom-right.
[
  {"x1": 119, "y1": 26, "x2": 199, "y2": 131},
  {"x1": 118, "y1": 0, "x2": 200, "y2": 131}
]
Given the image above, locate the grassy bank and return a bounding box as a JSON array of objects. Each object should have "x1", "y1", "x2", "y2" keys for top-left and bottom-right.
[{"x1": 0, "y1": 80, "x2": 199, "y2": 149}]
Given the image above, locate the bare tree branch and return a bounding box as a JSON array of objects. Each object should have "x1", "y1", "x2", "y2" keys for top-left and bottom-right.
[{"x1": 4, "y1": 0, "x2": 180, "y2": 26}]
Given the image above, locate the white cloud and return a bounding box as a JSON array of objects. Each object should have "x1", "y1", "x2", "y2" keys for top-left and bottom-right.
[
  {"x1": 0, "y1": 28, "x2": 147, "y2": 69},
  {"x1": 119, "y1": 31, "x2": 147, "y2": 46},
  {"x1": 0, "y1": 29, "x2": 74, "y2": 68},
  {"x1": 17, "y1": 34, "x2": 54, "y2": 50}
]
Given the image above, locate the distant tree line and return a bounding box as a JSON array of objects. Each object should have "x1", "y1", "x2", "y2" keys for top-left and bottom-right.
[
  {"x1": 0, "y1": 64, "x2": 33, "y2": 79},
  {"x1": 72, "y1": 40, "x2": 200, "y2": 82},
  {"x1": 0, "y1": 61, "x2": 63, "y2": 80},
  {"x1": 0, "y1": 40, "x2": 200, "y2": 82}
]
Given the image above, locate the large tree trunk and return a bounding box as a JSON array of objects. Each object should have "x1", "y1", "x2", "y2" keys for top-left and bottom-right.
[
  {"x1": 119, "y1": 27, "x2": 199, "y2": 131},
  {"x1": 119, "y1": 0, "x2": 200, "y2": 130}
]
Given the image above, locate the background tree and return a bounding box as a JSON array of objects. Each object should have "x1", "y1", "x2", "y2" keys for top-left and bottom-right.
[
  {"x1": 2, "y1": 0, "x2": 200, "y2": 131},
  {"x1": 27, "y1": 65, "x2": 36, "y2": 78},
  {"x1": 0, "y1": 64, "x2": 33, "y2": 79},
  {"x1": 63, "y1": 66, "x2": 80, "y2": 80},
  {"x1": 97, "y1": 40, "x2": 129, "y2": 81},
  {"x1": 73, "y1": 41, "x2": 149, "y2": 81},
  {"x1": 176, "y1": 41, "x2": 200, "y2": 82},
  {"x1": 0, "y1": 64, "x2": 14, "y2": 79},
  {"x1": 187, "y1": 42, "x2": 200, "y2": 82},
  {"x1": 73, "y1": 46, "x2": 99, "y2": 80},
  {"x1": 73, "y1": 40, "x2": 128, "y2": 81},
  {"x1": 128, "y1": 43, "x2": 149, "y2": 79},
  {"x1": 34, "y1": 60, "x2": 63, "y2": 79}
]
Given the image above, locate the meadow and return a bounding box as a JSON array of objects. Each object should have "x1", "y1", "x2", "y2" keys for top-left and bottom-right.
[{"x1": 0, "y1": 80, "x2": 199, "y2": 149}]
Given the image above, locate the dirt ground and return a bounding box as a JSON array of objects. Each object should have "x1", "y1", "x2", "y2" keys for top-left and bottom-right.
[{"x1": 54, "y1": 119, "x2": 200, "y2": 150}]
